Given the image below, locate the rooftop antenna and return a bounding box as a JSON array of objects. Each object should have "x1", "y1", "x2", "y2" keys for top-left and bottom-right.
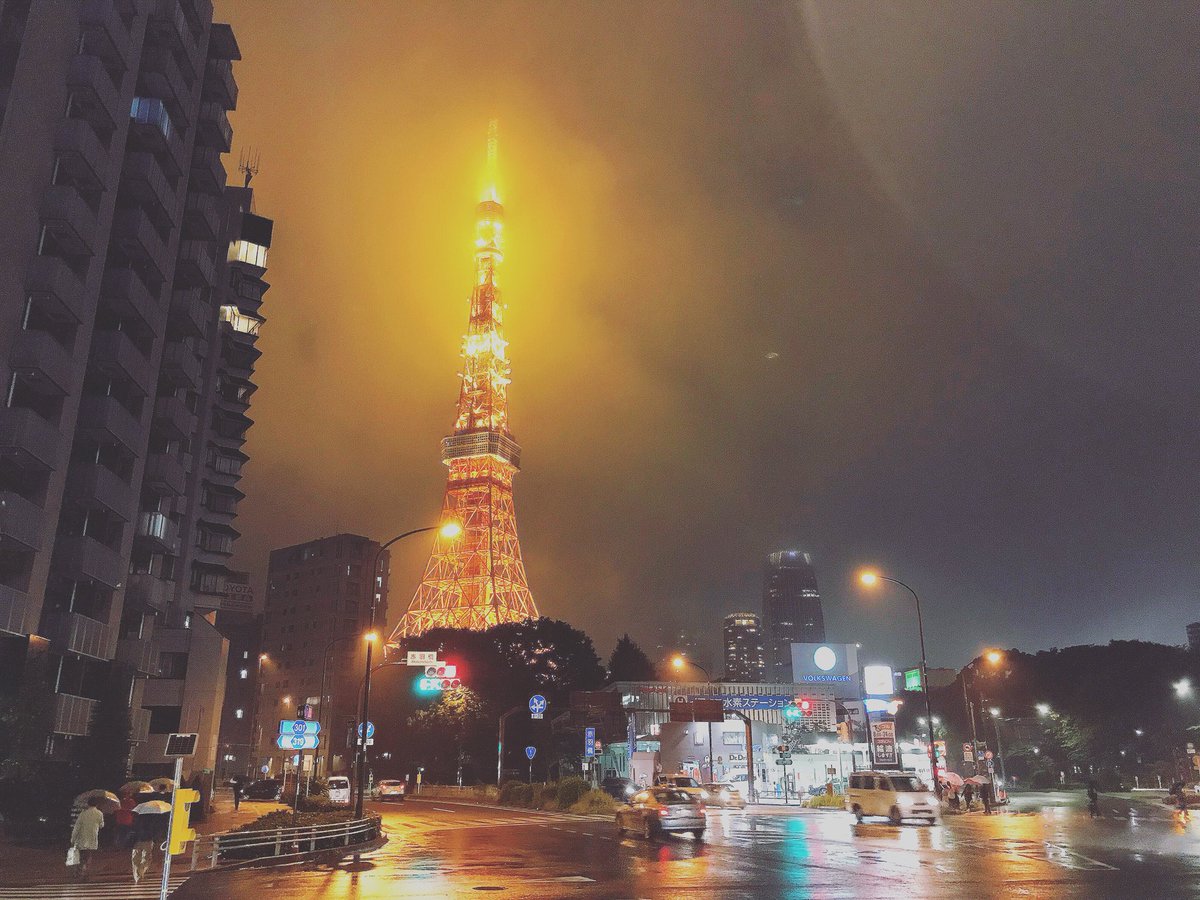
[
  {"x1": 484, "y1": 119, "x2": 499, "y2": 202},
  {"x1": 238, "y1": 147, "x2": 261, "y2": 188}
]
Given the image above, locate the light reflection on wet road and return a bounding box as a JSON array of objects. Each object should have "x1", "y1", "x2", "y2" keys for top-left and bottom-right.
[{"x1": 173, "y1": 796, "x2": 1200, "y2": 899}]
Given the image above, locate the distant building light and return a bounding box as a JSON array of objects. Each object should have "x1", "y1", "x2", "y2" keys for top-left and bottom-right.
[{"x1": 235, "y1": 708, "x2": 244, "y2": 719}]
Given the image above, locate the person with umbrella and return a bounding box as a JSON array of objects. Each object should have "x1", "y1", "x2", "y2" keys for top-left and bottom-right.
[
  {"x1": 131, "y1": 800, "x2": 170, "y2": 884},
  {"x1": 69, "y1": 797, "x2": 105, "y2": 880}
]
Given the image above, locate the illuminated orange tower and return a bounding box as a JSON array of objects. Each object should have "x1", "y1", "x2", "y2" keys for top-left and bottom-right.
[{"x1": 390, "y1": 122, "x2": 539, "y2": 640}]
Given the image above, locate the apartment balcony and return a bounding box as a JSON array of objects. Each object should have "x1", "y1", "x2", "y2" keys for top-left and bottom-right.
[
  {"x1": 10, "y1": 328, "x2": 74, "y2": 396},
  {"x1": 117, "y1": 633, "x2": 159, "y2": 675},
  {"x1": 122, "y1": 152, "x2": 177, "y2": 228},
  {"x1": 136, "y1": 511, "x2": 179, "y2": 553},
  {"x1": 126, "y1": 571, "x2": 172, "y2": 612},
  {"x1": 202, "y1": 57, "x2": 237, "y2": 110},
  {"x1": 67, "y1": 461, "x2": 134, "y2": 522},
  {"x1": 131, "y1": 704, "x2": 151, "y2": 742},
  {"x1": 78, "y1": 395, "x2": 142, "y2": 454},
  {"x1": 150, "y1": 0, "x2": 197, "y2": 72},
  {"x1": 139, "y1": 47, "x2": 192, "y2": 127},
  {"x1": 81, "y1": 0, "x2": 133, "y2": 71},
  {"x1": 160, "y1": 340, "x2": 201, "y2": 389},
  {"x1": 90, "y1": 329, "x2": 153, "y2": 397},
  {"x1": 101, "y1": 267, "x2": 161, "y2": 334},
  {"x1": 66, "y1": 54, "x2": 121, "y2": 135},
  {"x1": 53, "y1": 118, "x2": 108, "y2": 192},
  {"x1": 0, "y1": 407, "x2": 60, "y2": 473},
  {"x1": 55, "y1": 534, "x2": 123, "y2": 589},
  {"x1": 0, "y1": 585, "x2": 31, "y2": 637},
  {"x1": 182, "y1": 191, "x2": 219, "y2": 240},
  {"x1": 142, "y1": 677, "x2": 184, "y2": 707},
  {"x1": 0, "y1": 492, "x2": 44, "y2": 552},
  {"x1": 196, "y1": 101, "x2": 231, "y2": 151},
  {"x1": 176, "y1": 240, "x2": 215, "y2": 287},
  {"x1": 53, "y1": 692, "x2": 98, "y2": 736},
  {"x1": 189, "y1": 145, "x2": 226, "y2": 196},
  {"x1": 168, "y1": 287, "x2": 211, "y2": 337},
  {"x1": 113, "y1": 207, "x2": 169, "y2": 282},
  {"x1": 144, "y1": 452, "x2": 187, "y2": 496},
  {"x1": 58, "y1": 610, "x2": 115, "y2": 660},
  {"x1": 27, "y1": 254, "x2": 88, "y2": 326},
  {"x1": 40, "y1": 184, "x2": 98, "y2": 259},
  {"x1": 152, "y1": 395, "x2": 196, "y2": 440}
]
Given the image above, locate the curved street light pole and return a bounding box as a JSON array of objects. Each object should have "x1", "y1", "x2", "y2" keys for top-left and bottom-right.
[
  {"x1": 316, "y1": 633, "x2": 366, "y2": 780},
  {"x1": 353, "y1": 525, "x2": 441, "y2": 819},
  {"x1": 871, "y1": 574, "x2": 941, "y2": 798},
  {"x1": 672, "y1": 656, "x2": 715, "y2": 787}
]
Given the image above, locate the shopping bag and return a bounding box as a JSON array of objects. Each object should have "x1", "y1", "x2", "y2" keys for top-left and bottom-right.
[{"x1": 66, "y1": 846, "x2": 80, "y2": 867}]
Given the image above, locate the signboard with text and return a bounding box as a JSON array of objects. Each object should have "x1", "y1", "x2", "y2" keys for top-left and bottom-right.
[
  {"x1": 905, "y1": 669, "x2": 923, "y2": 691},
  {"x1": 789, "y1": 643, "x2": 861, "y2": 694},
  {"x1": 871, "y1": 721, "x2": 898, "y2": 767},
  {"x1": 585, "y1": 727, "x2": 596, "y2": 758}
]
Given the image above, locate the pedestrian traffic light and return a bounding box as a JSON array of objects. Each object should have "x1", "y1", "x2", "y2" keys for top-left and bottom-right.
[
  {"x1": 836, "y1": 721, "x2": 851, "y2": 743},
  {"x1": 168, "y1": 788, "x2": 200, "y2": 855}
]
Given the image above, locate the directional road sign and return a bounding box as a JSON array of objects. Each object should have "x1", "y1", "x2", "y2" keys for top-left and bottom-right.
[
  {"x1": 525, "y1": 746, "x2": 537, "y2": 761},
  {"x1": 357, "y1": 721, "x2": 376, "y2": 739},
  {"x1": 529, "y1": 694, "x2": 547, "y2": 720},
  {"x1": 279, "y1": 719, "x2": 321, "y2": 736},
  {"x1": 276, "y1": 734, "x2": 319, "y2": 750},
  {"x1": 406, "y1": 650, "x2": 438, "y2": 666},
  {"x1": 584, "y1": 727, "x2": 596, "y2": 758}
]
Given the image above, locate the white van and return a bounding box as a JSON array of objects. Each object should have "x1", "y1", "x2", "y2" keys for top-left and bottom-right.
[
  {"x1": 846, "y1": 771, "x2": 938, "y2": 825},
  {"x1": 327, "y1": 776, "x2": 351, "y2": 806}
]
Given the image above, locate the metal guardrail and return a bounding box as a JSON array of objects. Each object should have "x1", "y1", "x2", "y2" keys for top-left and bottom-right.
[{"x1": 186, "y1": 815, "x2": 381, "y2": 871}]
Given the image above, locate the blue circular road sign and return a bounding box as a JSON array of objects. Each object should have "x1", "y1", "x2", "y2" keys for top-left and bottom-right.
[
  {"x1": 529, "y1": 695, "x2": 546, "y2": 715},
  {"x1": 525, "y1": 746, "x2": 537, "y2": 760}
]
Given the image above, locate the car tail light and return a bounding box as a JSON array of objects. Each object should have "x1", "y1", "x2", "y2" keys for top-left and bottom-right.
[
  {"x1": 656, "y1": 806, "x2": 671, "y2": 816},
  {"x1": 698, "y1": 804, "x2": 707, "y2": 815}
]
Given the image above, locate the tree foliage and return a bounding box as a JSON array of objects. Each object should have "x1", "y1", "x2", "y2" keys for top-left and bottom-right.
[{"x1": 606, "y1": 634, "x2": 656, "y2": 683}]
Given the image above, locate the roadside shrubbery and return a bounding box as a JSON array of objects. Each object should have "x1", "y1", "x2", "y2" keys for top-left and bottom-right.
[
  {"x1": 496, "y1": 778, "x2": 613, "y2": 814},
  {"x1": 802, "y1": 792, "x2": 844, "y2": 809}
]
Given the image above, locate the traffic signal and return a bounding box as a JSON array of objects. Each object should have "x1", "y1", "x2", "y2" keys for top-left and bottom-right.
[
  {"x1": 168, "y1": 788, "x2": 200, "y2": 855},
  {"x1": 836, "y1": 721, "x2": 851, "y2": 743},
  {"x1": 798, "y1": 698, "x2": 813, "y2": 717},
  {"x1": 783, "y1": 705, "x2": 801, "y2": 720}
]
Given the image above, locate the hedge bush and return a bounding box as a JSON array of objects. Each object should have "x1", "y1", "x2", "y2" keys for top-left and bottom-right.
[
  {"x1": 555, "y1": 777, "x2": 589, "y2": 810},
  {"x1": 568, "y1": 789, "x2": 617, "y2": 815},
  {"x1": 802, "y1": 792, "x2": 844, "y2": 809}
]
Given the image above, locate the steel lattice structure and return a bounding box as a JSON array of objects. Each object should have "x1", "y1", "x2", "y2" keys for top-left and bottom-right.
[{"x1": 390, "y1": 122, "x2": 538, "y2": 642}]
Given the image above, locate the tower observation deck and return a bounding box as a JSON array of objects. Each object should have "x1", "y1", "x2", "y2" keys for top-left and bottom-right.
[{"x1": 390, "y1": 122, "x2": 539, "y2": 641}]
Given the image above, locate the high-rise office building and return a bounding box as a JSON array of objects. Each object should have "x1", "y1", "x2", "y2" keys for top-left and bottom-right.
[
  {"x1": 1188, "y1": 623, "x2": 1200, "y2": 653},
  {"x1": 762, "y1": 551, "x2": 825, "y2": 682},
  {"x1": 0, "y1": 3, "x2": 268, "y2": 776},
  {"x1": 723, "y1": 611, "x2": 765, "y2": 683},
  {"x1": 214, "y1": 572, "x2": 260, "y2": 781},
  {"x1": 258, "y1": 535, "x2": 390, "y2": 777}
]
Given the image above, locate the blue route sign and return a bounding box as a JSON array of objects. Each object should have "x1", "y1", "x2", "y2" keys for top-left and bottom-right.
[
  {"x1": 584, "y1": 727, "x2": 596, "y2": 758},
  {"x1": 525, "y1": 746, "x2": 537, "y2": 761},
  {"x1": 279, "y1": 719, "x2": 321, "y2": 736},
  {"x1": 529, "y1": 695, "x2": 547, "y2": 719},
  {"x1": 357, "y1": 721, "x2": 376, "y2": 739},
  {"x1": 275, "y1": 734, "x2": 319, "y2": 750}
]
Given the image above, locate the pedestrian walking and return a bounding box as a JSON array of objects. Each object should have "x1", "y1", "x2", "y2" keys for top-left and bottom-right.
[
  {"x1": 232, "y1": 778, "x2": 242, "y2": 811},
  {"x1": 963, "y1": 783, "x2": 974, "y2": 810},
  {"x1": 131, "y1": 810, "x2": 168, "y2": 884},
  {"x1": 114, "y1": 794, "x2": 135, "y2": 848},
  {"x1": 1086, "y1": 779, "x2": 1100, "y2": 818},
  {"x1": 69, "y1": 797, "x2": 105, "y2": 880},
  {"x1": 981, "y1": 779, "x2": 993, "y2": 815}
]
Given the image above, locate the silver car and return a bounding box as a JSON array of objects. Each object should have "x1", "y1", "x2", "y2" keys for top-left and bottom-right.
[{"x1": 616, "y1": 788, "x2": 706, "y2": 840}]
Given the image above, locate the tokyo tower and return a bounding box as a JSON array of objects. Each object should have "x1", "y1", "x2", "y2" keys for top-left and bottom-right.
[{"x1": 389, "y1": 122, "x2": 539, "y2": 641}]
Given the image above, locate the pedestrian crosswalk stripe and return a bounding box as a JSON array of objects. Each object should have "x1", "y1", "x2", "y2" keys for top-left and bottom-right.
[{"x1": 0, "y1": 876, "x2": 188, "y2": 898}]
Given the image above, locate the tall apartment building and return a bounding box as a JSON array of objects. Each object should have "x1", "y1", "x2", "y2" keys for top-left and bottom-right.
[
  {"x1": 722, "y1": 611, "x2": 765, "y2": 683},
  {"x1": 257, "y1": 535, "x2": 390, "y2": 778},
  {"x1": 213, "y1": 572, "x2": 261, "y2": 781},
  {"x1": 0, "y1": 2, "x2": 269, "y2": 777},
  {"x1": 762, "y1": 551, "x2": 825, "y2": 683}
]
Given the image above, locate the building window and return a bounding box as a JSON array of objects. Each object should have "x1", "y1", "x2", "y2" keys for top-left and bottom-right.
[
  {"x1": 219, "y1": 304, "x2": 262, "y2": 335},
  {"x1": 130, "y1": 97, "x2": 171, "y2": 137},
  {"x1": 159, "y1": 652, "x2": 189, "y2": 679},
  {"x1": 147, "y1": 706, "x2": 182, "y2": 734},
  {"x1": 239, "y1": 668, "x2": 248, "y2": 679},
  {"x1": 228, "y1": 239, "x2": 269, "y2": 268},
  {"x1": 235, "y1": 708, "x2": 244, "y2": 719}
]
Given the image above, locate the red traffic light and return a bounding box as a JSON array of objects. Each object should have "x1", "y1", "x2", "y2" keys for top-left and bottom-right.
[{"x1": 799, "y1": 698, "x2": 813, "y2": 716}]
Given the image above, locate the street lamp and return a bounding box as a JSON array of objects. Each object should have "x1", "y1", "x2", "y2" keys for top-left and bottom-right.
[
  {"x1": 988, "y1": 707, "x2": 1008, "y2": 784},
  {"x1": 670, "y1": 655, "x2": 716, "y2": 787},
  {"x1": 1174, "y1": 678, "x2": 1192, "y2": 699},
  {"x1": 315, "y1": 631, "x2": 379, "y2": 779},
  {"x1": 1036, "y1": 703, "x2": 1051, "y2": 717},
  {"x1": 859, "y1": 570, "x2": 940, "y2": 796},
  {"x1": 354, "y1": 520, "x2": 462, "y2": 818},
  {"x1": 959, "y1": 649, "x2": 1003, "y2": 774}
]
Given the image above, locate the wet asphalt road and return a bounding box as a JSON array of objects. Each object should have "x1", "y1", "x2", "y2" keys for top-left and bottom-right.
[{"x1": 172, "y1": 795, "x2": 1200, "y2": 898}]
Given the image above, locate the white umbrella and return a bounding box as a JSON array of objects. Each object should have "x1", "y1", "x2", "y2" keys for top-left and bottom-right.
[
  {"x1": 133, "y1": 800, "x2": 171, "y2": 815},
  {"x1": 940, "y1": 772, "x2": 965, "y2": 787},
  {"x1": 120, "y1": 780, "x2": 152, "y2": 796},
  {"x1": 965, "y1": 775, "x2": 989, "y2": 785},
  {"x1": 73, "y1": 790, "x2": 121, "y2": 813},
  {"x1": 149, "y1": 777, "x2": 175, "y2": 793}
]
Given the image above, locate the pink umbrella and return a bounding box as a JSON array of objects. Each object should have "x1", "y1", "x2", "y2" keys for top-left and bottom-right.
[{"x1": 940, "y1": 771, "x2": 965, "y2": 787}]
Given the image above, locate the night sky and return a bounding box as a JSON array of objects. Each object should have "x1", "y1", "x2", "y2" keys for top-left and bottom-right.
[{"x1": 214, "y1": 1, "x2": 1199, "y2": 671}]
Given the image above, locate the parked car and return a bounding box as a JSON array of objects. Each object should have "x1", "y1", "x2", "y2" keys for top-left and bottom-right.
[
  {"x1": 327, "y1": 776, "x2": 351, "y2": 806},
  {"x1": 376, "y1": 779, "x2": 406, "y2": 802},
  {"x1": 601, "y1": 777, "x2": 638, "y2": 802},
  {"x1": 702, "y1": 783, "x2": 746, "y2": 809},
  {"x1": 617, "y1": 787, "x2": 706, "y2": 840},
  {"x1": 846, "y1": 771, "x2": 938, "y2": 825},
  {"x1": 241, "y1": 779, "x2": 283, "y2": 801}
]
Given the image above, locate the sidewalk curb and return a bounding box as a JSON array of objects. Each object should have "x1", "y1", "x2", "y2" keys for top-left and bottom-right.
[{"x1": 406, "y1": 796, "x2": 611, "y2": 821}]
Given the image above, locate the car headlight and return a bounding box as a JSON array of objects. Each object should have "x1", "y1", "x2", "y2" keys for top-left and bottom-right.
[{"x1": 625, "y1": 786, "x2": 635, "y2": 795}]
